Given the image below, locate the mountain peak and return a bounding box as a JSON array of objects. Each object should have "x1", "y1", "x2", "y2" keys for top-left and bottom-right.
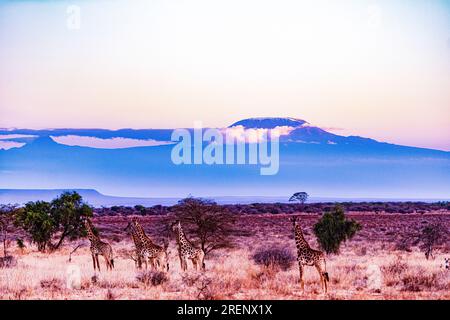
[{"x1": 229, "y1": 117, "x2": 308, "y2": 129}]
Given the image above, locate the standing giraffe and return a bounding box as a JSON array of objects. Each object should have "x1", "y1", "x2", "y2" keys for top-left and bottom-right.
[
  {"x1": 124, "y1": 222, "x2": 143, "y2": 269},
  {"x1": 84, "y1": 218, "x2": 114, "y2": 271},
  {"x1": 290, "y1": 216, "x2": 329, "y2": 293},
  {"x1": 128, "y1": 217, "x2": 169, "y2": 271},
  {"x1": 171, "y1": 220, "x2": 205, "y2": 271}
]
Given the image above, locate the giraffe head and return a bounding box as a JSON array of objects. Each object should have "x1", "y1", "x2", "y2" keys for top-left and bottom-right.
[
  {"x1": 289, "y1": 216, "x2": 305, "y2": 237},
  {"x1": 171, "y1": 220, "x2": 182, "y2": 233},
  {"x1": 289, "y1": 216, "x2": 298, "y2": 227},
  {"x1": 123, "y1": 221, "x2": 134, "y2": 235}
]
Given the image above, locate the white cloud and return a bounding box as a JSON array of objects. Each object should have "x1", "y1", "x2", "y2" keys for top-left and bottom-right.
[
  {"x1": 50, "y1": 135, "x2": 174, "y2": 149},
  {"x1": 221, "y1": 125, "x2": 294, "y2": 143},
  {"x1": 0, "y1": 141, "x2": 26, "y2": 150},
  {"x1": 0, "y1": 134, "x2": 37, "y2": 140}
]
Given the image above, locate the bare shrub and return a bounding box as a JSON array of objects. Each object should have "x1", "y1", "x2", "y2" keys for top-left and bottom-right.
[
  {"x1": 252, "y1": 247, "x2": 295, "y2": 271},
  {"x1": 180, "y1": 273, "x2": 219, "y2": 299},
  {"x1": 0, "y1": 255, "x2": 17, "y2": 268},
  {"x1": 384, "y1": 258, "x2": 408, "y2": 276},
  {"x1": 395, "y1": 237, "x2": 412, "y2": 252},
  {"x1": 40, "y1": 278, "x2": 63, "y2": 291},
  {"x1": 401, "y1": 269, "x2": 440, "y2": 292},
  {"x1": 250, "y1": 269, "x2": 278, "y2": 285},
  {"x1": 196, "y1": 277, "x2": 214, "y2": 300},
  {"x1": 382, "y1": 257, "x2": 408, "y2": 287},
  {"x1": 136, "y1": 271, "x2": 168, "y2": 287},
  {"x1": 13, "y1": 288, "x2": 27, "y2": 300},
  {"x1": 356, "y1": 247, "x2": 367, "y2": 256},
  {"x1": 91, "y1": 275, "x2": 98, "y2": 284},
  {"x1": 181, "y1": 273, "x2": 204, "y2": 287},
  {"x1": 106, "y1": 289, "x2": 115, "y2": 300}
]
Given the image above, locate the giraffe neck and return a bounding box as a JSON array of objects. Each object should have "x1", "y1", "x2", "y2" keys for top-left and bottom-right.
[
  {"x1": 85, "y1": 221, "x2": 100, "y2": 245},
  {"x1": 133, "y1": 221, "x2": 154, "y2": 246},
  {"x1": 177, "y1": 225, "x2": 192, "y2": 249},
  {"x1": 130, "y1": 226, "x2": 140, "y2": 246},
  {"x1": 294, "y1": 223, "x2": 310, "y2": 250}
]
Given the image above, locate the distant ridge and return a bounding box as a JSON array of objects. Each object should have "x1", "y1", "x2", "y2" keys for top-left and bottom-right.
[{"x1": 0, "y1": 189, "x2": 447, "y2": 207}]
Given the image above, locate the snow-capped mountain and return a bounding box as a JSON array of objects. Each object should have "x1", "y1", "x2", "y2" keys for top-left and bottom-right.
[{"x1": 229, "y1": 117, "x2": 308, "y2": 129}]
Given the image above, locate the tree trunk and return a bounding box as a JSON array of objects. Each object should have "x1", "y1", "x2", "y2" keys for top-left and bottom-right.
[
  {"x1": 2, "y1": 229, "x2": 6, "y2": 257},
  {"x1": 53, "y1": 227, "x2": 69, "y2": 250}
]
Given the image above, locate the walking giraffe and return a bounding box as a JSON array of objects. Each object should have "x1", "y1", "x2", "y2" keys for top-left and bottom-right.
[
  {"x1": 125, "y1": 217, "x2": 169, "y2": 271},
  {"x1": 171, "y1": 221, "x2": 205, "y2": 271},
  {"x1": 290, "y1": 216, "x2": 329, "y2": 293},
  {"x1": 84, "y1": 218, "x2": 114, "y2": 271}
]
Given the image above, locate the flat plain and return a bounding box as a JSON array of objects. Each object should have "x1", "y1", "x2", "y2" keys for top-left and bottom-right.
[{"x1": 0, "y1": 212, "x2": 449, "y2": 300}]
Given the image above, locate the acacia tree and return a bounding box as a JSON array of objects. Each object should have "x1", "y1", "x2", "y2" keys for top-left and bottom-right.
[
  {"x1": 313, "y1": 205, "x2": 361, "y2": 254},
  {"x1": 289, "y1": 192, "x2": 308, "y2": 204},
  {"x1": 418, "y1": 222, "x2": 447, "y2": 260},
  {"x1": 15, "y1": 191, "x2": 92, "y2": 252},
  {"x1": 171, "y1": 197, "x2": 236, "y2": 255},
  {"x1": 0, "y1": 204, "x2": 19, "y2": 257},
  {"x1": 50, "y1": 192, "x2": 93, "y2": 250}
]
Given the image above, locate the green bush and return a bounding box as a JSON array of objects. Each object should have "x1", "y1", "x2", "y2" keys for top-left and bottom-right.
[{"x1": 313, "y1": 205, "x2": 361, "y2": 254}]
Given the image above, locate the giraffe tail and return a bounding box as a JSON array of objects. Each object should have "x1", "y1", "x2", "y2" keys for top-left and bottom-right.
[{"x1": 111, "y1": 258, "x2": 115, "y2": 268}]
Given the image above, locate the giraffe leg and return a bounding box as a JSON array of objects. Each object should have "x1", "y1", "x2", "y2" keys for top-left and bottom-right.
[
  {"x1": 298, "y1": 262, "x2": 305, "y2": 292},
  {"x1": 95, "y1": 254, "x2": 101, "y2": 272},
  {"x1": 150, "y1": 257, "x2": 156, "y2": 270},
  {"x1": 91, "y1": 254, "x2": 97, "y2": 271},
  {"x1": 182, "y1": 257, "x2": 188, "y2": 271},
  {"x1": 192, "y1": 259, "x2": 198, "y2": 271},
  {"x1": 179, "y1": 255, "x2": 183, "y2": 270},
  {"x1": 315, "y1": 264, "x2": 325, "y2": 292},
  {"x1": 103, "y1": 255, "x2": 110, "y2": 270},
  {"x1": 144, "y1": 258, "x2": 148, "y2": 270}
]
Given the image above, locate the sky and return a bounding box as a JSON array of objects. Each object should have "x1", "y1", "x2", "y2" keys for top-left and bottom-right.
[{"x1": 0, "y1": 0, "x2": 449, "y2": 150}]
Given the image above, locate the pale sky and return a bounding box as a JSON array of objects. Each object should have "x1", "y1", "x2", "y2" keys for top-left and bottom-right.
[{"x1": 0, "y1": 0, "x2": 449, "y2": 150}]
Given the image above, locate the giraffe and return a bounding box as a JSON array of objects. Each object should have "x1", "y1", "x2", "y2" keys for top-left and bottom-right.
[
  {"x1": 290, "y1": 216, "x2": 329, "y2": 293},
  {"x1": 171, "y1": 220, "x2": 205, "y2": 271},
  {"x1": 129, "y1": 217, "x2": 169, "y2": 272},
  {"x1": 124, "y1": 222, "x2": 143, "y2": 269},
  {"x1": 84, "y1": 218, "x2": 114, "y2": 271}
]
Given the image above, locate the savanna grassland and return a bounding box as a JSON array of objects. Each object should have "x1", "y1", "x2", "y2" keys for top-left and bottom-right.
[{"x1": 0, "y1": 212, "x2": 449, "y2": 300}]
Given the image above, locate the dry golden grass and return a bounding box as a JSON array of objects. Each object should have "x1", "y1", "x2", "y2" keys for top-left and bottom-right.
[{"x1": 0, "y1": 213, "x2": 449, "y2": 300}]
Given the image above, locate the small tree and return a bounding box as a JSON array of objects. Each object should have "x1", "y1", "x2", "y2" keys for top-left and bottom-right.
[
  {"x1": 418, "y1": 222, "x2": 447, "y2": 260},
  {"x1": 289, "y1": 192, "x2": 308, "y2": 204},
  {"x1": 313, "y1": 205, "x2": 361, "y2": 254},
  {"x1": 15, "y1": 191, "x2": 93, "y2": 252},
  {"x1": 172, "y1": 197, "x2": 235, "y2": 255},
  {"x1": 134, "y1": 205, "x2": 146, "y2": 214},
  {"x1": 0, "y1": 204, "x2": 19, "y2": 257}
]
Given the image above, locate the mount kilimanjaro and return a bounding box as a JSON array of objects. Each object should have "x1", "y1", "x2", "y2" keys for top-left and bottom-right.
[{"x1": 0, "y1": 117, "x2": 449, "y2": 204}]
